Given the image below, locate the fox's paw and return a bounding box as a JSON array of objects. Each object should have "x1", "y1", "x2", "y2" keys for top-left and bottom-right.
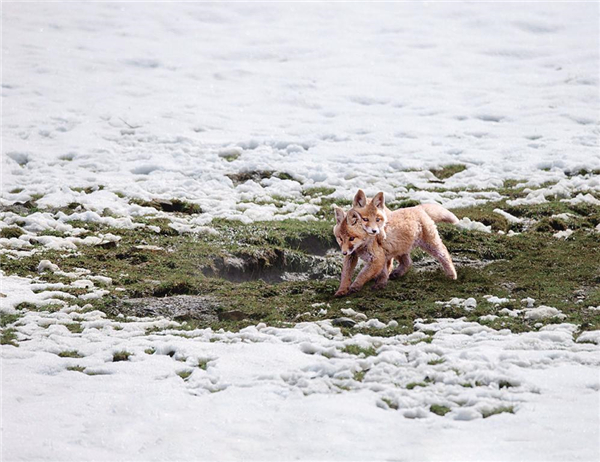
[
  {"x1": 371, "y1": 282, "x2": 387, "y2": 291},
  {"x1": 347, "y1": 286, "x2": 361, "y2": 295},
  {"x1": 334, "y1": 289, "x2": 349, "y2": 297}
]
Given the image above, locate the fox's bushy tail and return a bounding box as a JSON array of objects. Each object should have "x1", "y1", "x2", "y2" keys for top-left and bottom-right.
[{"x1": 419, "y1": 203, "x2": 459, "y2": 224}]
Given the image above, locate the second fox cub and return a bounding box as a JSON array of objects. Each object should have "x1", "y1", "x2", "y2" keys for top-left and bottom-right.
[{"x1": 334, "y1": 190, "x2": 458, "y2": 296}]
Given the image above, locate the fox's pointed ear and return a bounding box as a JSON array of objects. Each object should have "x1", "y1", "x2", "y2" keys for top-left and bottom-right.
[
  {"x1": 372, "y1": 192, "x2": 385, "y2": 209},
  {"x1": 334, "y1": 207, "x2": 346, "y2": 225},
  {"x1": 353, "y1": 189, "x2": 367, "y2": 208},
  {"x1": 347, "y1": 210, "x2": 361, "y2": 226}
]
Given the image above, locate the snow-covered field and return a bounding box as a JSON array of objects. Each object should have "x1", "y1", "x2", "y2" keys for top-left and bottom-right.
[{"x1": 2, "y1": 2, "x2": 600, "y2": 461}]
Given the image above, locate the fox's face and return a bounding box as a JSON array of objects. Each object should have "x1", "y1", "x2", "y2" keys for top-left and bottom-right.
[
  {"x1": 334, "y1": 207, "x2": 368, "y2": 256},
  {"x1": 353, "y1": 190, "x2": 387, "y2": 236}
]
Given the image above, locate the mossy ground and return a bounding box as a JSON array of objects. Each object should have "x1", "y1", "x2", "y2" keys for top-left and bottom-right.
[{"x1": 2, "y1": 187, "x2": 599, "y2": 337}]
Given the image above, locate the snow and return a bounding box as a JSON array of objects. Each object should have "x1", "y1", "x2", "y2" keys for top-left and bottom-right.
[
  {"x1": 456, "y1": 217, "x2": 492, "y2": 233},
  {"x1": 2, "y1": 301, "x2": 600, "y2": 461},
  {"x1": 493, "y1": 208, "x2": 524, "y2": 224},
  {"x1": 2, "y1": 2, "x2": 600, "y2": 461},
  {"x1": 2, "y1": 2, "x2": 600, "y2": 227},
  {"x1": 553, "y1": 229, "x2": 574, "y2": 239}
]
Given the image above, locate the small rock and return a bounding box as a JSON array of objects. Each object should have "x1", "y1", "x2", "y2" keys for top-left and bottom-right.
[{"x1": 331, "y1": 317, "x2": 356, "y2": 328}]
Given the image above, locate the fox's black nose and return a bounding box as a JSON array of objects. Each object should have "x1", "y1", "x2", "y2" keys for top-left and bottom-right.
[{"x1": 342, "y1": 251, "x2": 348, "y2": 255}]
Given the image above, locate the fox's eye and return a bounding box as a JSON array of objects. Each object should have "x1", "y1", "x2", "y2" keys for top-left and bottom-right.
[
  {"x1": 362, "y1": 218, "x2": 368, "y2": 222},
  {"x1": 349, "y1": 237, "x2": 355, "y2": 242},
  {"x1": 376, "y1": 218, "x2": 381, "y2": 222}
]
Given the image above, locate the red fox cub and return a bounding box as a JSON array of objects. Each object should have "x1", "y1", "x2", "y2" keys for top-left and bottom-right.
[
  {"x1": 333, "y1": 191, "x2": 459, "y2": 296},
  {"x1": 333, "y1": 207, "x2": 387, "y2": 296}
]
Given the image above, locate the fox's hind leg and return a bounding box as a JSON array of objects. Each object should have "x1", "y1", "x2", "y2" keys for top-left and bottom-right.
[
  {"x1": 419, "y1": 224, "x2": 457, "y2": 280},
  {"x1": 389, "y1": 254, "x2": 412, "y2": 280}
]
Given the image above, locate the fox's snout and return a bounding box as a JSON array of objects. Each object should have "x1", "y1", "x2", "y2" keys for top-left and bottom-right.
[
  {"x1": 342, "y1": 246, "x2": 354, "y2": 256},
  {"x1": 366, "y1": 227, "x2": 379, "y2": 235}
]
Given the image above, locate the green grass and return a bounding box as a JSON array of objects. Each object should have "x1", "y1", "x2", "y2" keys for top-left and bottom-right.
[
  {"x1": 112, "y1": 351, "x2": 132, "y2": 362},
  {"x1": 427, "y1": 358, "x2": 446, "y2": 365},
  {"x1": 67, "y1": 365, "x2": 86, "y2": 373},
  {"x1": 66, "y1": 323, "x2": 84, "y2": 334},
  {"x1": 0, "y1": 226, "x2": 24, "y2": 239},
  {"x1": 1, "y1": 313, "x2": 20, "y2": 328},
  {"x1": 302, "y1": 187, "x2": 336, "y2": 197},
  {"x1": 342, "y1": 344, "x2": 378, "y2": 357},
  {"x1": 482, "y1": 406, "x2": 515, "y2": 418},
  {"x1": 58, "y1": 350, "x2": 83, "y2": 358},
  {"x1": 132, "y1": 198, "x2": 202, "y2": 215},
  {"x1": 1, "y1": 188, "x2": 599, "y2": 337},
  {"x1": 406, "y1": 381, "x2": 428, "y2": 390},
  {"x1": 381, "y1": 398, "x2": 399, "y2": 410},
  {"x1": 430, "y1": 404, "x2": 451, "y2": 416},
  {"x1": 0, "y1": 328, "x2": 18, "y2": 346},
  {"x1": 430, "y1": 164, "x2": 467, "y2": 180},
  {"x1": 177, "y1": 370, "x2": 192, "y2": 380},
  {"x1": 353, "y1": 370, "x2": 367, "y2": 382}
]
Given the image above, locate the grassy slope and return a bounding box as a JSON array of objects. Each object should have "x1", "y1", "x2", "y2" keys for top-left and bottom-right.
[{"x1": 2, "y1": 182, "x2": 599, "y2": 339}]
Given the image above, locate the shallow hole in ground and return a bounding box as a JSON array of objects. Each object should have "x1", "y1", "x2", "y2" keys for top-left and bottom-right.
[{"x1": 202, "y1": 248, "x2": 340, "y2": 284}]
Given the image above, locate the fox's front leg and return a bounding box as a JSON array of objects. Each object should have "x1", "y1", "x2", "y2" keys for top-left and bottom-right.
[
  {"x1": 348, "y1": 252, "x2": 386, "y2": 294},
  {"x1": 335, "y1": 253, "x2": 358, "y2": 297}
]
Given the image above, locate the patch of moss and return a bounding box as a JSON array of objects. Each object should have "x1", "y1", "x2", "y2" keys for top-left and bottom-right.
[
  {"x1": 66, "y1": 323, "x2": 84, "y2": 334},
  {"x1": 302, "y1": 187, "x2": 335, "y2": 197},
  {"x1": 0, "y1": 313, "x2": 20, "y2": 328},
  {"x1": 482, "y1": 406, "x2": 515, "y2": 418},
  {"x1": 353, "y1": 370, "x2": 367, "y2": 382},
  {"x1": 226, "y1": 170, "x2": 274, "y2": 186},
  {"x1": 1, "y1": 328, "x2": 18, "y2": 346},
  {"x1": 430, "y1": 164, "x2": 467, "y2": 180},
  {"x1": 133, "y1": 198, "x2": 202, "y2": 215},
  {"x1": 430, "y1": 404, "x2": 451, "y2": 416},
  {"x1": 406, "y1": 381, "x2": 428, "y2": 390},
  {"x1": 58, "y1": 350, "x2": 83, "y2": 358},
  {"x1": 1, "y1": 196, "x2": 599, "y2": 337},
  {"x1": 0, "y1": 226, "x2": 25, "y2": 239},
  {"x1": 67, "y1": 365, "x2": 86, "y2": 373},
  {"x1": 112, "y1": 351, "x2": 132, "y2": 362},
  {"x1": 342, "y1": 344, "x2": 377, "y2": 357},
  {"x1": 382, "y1": 398, "x2": 399, "y2": 410},
  {"x1": 274, "y1": 172, "x2": 296, "y2": 181},
  {"x1": 534, "y1": 217, "x2": 567, "y2": 233},
  {"x1": 177, "y1": 370, "x2": 192, "y2": 380}
]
